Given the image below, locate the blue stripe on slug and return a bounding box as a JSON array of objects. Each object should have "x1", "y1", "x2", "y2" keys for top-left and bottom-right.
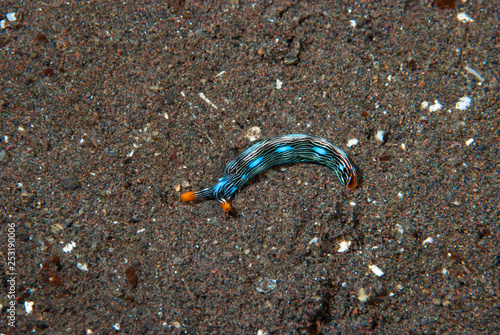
[
  {"x1": 249, "y1": 157, "x2": 264, "y2": 168},
  {"x1": 313, "y1": 146, "x2": 327, "y2": 155},
  {"x1": 180, "y1": 134, "x2": 357, "y2": 213},
  {"x1": 276, "y1": 146, "x2": 293, "y2": 153},
  {"x1": 214, "y1": 179, "x2": 227, "y2": 192}
]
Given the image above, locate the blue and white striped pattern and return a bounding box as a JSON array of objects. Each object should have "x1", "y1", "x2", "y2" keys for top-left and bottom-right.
[{"x1": 181, "y1": 134, "x2": 357, "y2": 212}]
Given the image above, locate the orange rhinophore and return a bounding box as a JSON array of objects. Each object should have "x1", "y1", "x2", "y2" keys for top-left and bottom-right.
[
  {"x1": 180, "y1": 191, "x2": 197, "y2": 202},
  {"x1": 220, "y1": 199, "x2": 232, "y2": 213}
]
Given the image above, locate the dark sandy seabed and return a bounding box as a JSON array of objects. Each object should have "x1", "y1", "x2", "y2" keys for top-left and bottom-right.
[{"x1": 0, "y1": 0, "x2": 499, "y2": 334}]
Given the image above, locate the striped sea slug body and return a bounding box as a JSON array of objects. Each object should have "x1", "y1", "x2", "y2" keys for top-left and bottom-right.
[{"x1": 181, "y1": 134, "x2": 357, "y2": 213}]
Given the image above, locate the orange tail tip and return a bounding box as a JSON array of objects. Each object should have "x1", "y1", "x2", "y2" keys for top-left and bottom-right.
[
  {"x1": 180, "y1": 191, "x2": 198, "y2": 202},
  {"x1": 346, "y1": 173, "x2": 357, "y2": 190},
  {"x1": 220, "y1": 199, "x2": 232, "y2": 213}
]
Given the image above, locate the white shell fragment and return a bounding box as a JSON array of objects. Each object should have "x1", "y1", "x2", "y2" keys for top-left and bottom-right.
[
  {"x1": 276, "y1": 79, "x2": 283, "y2": 89},
  {"x1": 309, "y1": 237, "x2": 319, "y2": 245},
  {"x1": 244, "y1": 126, "x2": 262, "y2": 142},
  {"x1": 62, "y1": 241, "x2": 76, "y2": 253},
  {"x1": 368, "y1": 264, "x2": 384, "y2": 277},
  {"x1": 346, "y1": 138, "x2": 359, "y2": 147},
  {"x1": 7, "y1": 12, "x2": 17, "y2": 21},
  {"x1": 1, "y1": 12, "x2": 18, "y2": 30},
  {"x1": 25, "y1": 301, "x2": 34, "y2": 314},
  {"x1": 455, "y1": 96, "x2": 472, "y2": 110},
  {"x1": 429, "y1": 100, "x2": 443, "y2": 112},
  {"x1": 375, "y1": 130, "x2": 385, "y2": 143},
  {"x1": 422, "y1": 237, "x2": 434, "y2": 245},
  {"x1": 358, "y1": 288, "x2": 369, "y2": 302},
  {"x1": 457, "y1": 13, "x2": 474, "y2": 23},
  {"x1": 465, "y1": 138, "x2": 474, "y2": 146},
  {"x1": 198, "y1": 92, "x2": 218, "y2": 109},
  {"x1": 77, "y1": 262, "x2": 89, "y2": 271},
  {"x1": 464, "y1": 66, "x2": 485, "y2": 82},
  {"x1": 337, "y1": 240, "x2": 352, "y2": 253}
]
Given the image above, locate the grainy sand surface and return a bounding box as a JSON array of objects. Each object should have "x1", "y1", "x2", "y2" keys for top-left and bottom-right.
[{"x1": 1, "y1": 1, "x2": 499, "y2": 333}]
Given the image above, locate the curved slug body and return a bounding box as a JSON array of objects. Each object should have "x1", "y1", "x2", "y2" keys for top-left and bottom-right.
[{"x1": 181, "y1": 134, "x2": 357, "y2": 213}]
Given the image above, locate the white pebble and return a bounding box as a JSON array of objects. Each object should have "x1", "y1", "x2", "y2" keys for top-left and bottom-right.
[
  {"x1": 422, "y1": 237, "x2": 434, "y2": 245},
  {"x1": 455, "y1": 96, "x2": 471, "y2": 110},
  {"x1": 346, "y1": 138, "x2": 359, "y2": 147},
  {"x1": 62, "y1": 241, "x2": 76, "y2": 253},
  {"x1": 7, "y1": 12, "x2": 17, "y2": 21},
  {"x1": 465, "y1": 138, "x2": 474, "y2": 146},
  {"x1": 368, "y1": 264, "x2": 384, "y2": 277},
  {"x1": 308, "y1": 237, "x2": 319, "y2": 245},
  {"x1": 337, "y1": 240, "x2": 352, "y2": 253},
  {"x1": 276, "y1": 79, "x2": 283, "y2": 89},
  {"x1": 358, "y1": 288, "x2": 369, "y2": 302},
  {"x1": 245, "y1": 126, "x2": 262, "y2": 142},
  {"x1": 25, "y1": 301, "x2": 34, "y2": 314},
  {"x1": 429, "y1": 100, "x2": 443, "y2": 112},
  {"x1": 375, "y1": 130, "x2": 385, "y2": 143},
  {"x1": 457, "y1": 13, "x2": 474, "y2": 23},
  {"x1": 77, "y1": 263, "x2": 89, "y2": 272}
]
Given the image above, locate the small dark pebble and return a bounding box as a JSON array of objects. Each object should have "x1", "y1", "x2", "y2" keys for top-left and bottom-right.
[
  {"x1": 125, "y1": 266, "x2": 138, "y2": 287},
  {"x1": 478, "y1": 228, "x2": 491, "y2": 239},
  {"x1": 36, "y1": 33, "x2": 49, "y2": 42},
  {"x1": 49, "y1": 255, "x2": 62, "y2": 270},
  {"x1": 43, "y1": 67, "x2": 55, "y2": 77},
  {"x1": 61, "y1": 176, "x2": 81, "y2": 190},
  {"x1": 434, "y1": 0, "x2": 457, "y2": 9},
  {"x1": 407, "y1": 59, "x2": 418, "y2": 71},
  {"x1": 34, "y1": 322, "x2": 49, "y2": 330},
  {"x1": 169, "y1": 148, "x2": 178, "y2": 160},
  {"x1": 379, "y1": 154, "x2": 391, "y2": 162}
]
